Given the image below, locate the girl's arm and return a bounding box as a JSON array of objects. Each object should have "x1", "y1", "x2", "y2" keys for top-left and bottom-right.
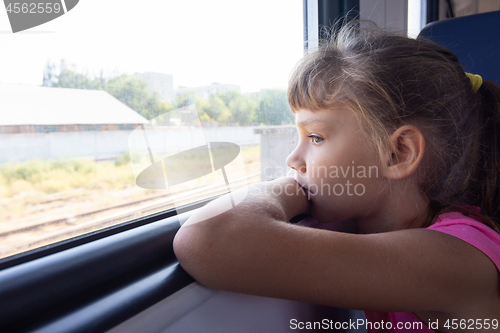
[{"x1": 173, "y1": 177, "x2": 498, "y2": 314}]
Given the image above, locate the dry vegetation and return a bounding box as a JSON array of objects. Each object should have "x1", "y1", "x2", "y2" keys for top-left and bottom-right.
[{"x1": 0, "y1": 145, "x2": 261, "y2": 259}]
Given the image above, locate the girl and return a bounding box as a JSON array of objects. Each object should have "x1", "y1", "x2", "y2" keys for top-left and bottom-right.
[{"x1": 173, "y1": 22, "x2": 500, "y2": 332}]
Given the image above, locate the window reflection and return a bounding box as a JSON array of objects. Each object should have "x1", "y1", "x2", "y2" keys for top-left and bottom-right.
[{"x1": 0, "y1": 0, "x2": 303, "y2": 259}]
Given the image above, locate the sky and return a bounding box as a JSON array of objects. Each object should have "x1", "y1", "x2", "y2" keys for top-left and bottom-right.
[{"x1": 0, "y1": 0, "x2": 304, "y2": 93}]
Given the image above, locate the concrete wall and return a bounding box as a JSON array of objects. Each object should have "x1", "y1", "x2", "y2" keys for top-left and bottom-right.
[
  {"x1": 255, "y1": 126, "x2": 297, "y2": 181},
  {"x1": 0, "y1": 126, "x2": 262, "y2": 164}
]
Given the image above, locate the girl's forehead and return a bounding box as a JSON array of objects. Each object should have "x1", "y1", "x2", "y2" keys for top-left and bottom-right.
[
  {"x1": 295, "y1": 108, "x2": 346, "y2": 127},
  {"x1": 295, "y1": 112, "x2": 324, "y2": 127}
]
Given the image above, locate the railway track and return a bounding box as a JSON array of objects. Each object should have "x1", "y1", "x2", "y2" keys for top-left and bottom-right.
[{"x1": 0, "y1": 172, "x2": 261, "y2": 258}]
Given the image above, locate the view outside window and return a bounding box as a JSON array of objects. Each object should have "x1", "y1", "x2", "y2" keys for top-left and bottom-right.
[{"x1": 0, "y1": 0, "x2": 303, "y2": 260}]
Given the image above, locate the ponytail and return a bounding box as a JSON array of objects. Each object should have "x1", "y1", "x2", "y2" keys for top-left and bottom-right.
[{"x1": 470, "y1": 79, "x2": 500, "y2": 232}]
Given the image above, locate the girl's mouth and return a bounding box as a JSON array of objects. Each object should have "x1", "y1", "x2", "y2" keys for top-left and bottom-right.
[
  {"x1": 294, "y1": 178, "x2": 314, "y2": 198},
  {"x1": 303, "y1": 187, "x2": 314, "y2": 198}
]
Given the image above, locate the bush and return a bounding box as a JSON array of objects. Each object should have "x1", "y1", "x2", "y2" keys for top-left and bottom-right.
[{"x1": 115, "y1": 152, "x2": 130, "y2": 166}]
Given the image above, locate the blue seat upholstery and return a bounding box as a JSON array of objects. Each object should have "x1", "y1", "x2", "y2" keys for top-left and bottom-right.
[{"x1": 418, "y1": 11, "x2": 500, "y2": 85}]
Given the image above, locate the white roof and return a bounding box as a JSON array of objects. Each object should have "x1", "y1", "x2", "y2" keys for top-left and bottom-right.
[{"x1": 0, "y1": 84, "x2": 149, "y2": 126}]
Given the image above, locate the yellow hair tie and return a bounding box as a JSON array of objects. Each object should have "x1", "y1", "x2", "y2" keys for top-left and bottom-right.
[{"x1": 465, "y1": 72, "x2": 483, "y2": 92}]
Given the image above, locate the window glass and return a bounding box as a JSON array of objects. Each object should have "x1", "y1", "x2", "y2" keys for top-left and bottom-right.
[
  {"x1": 0, "y1": 0, "x2": 303, "y2": 259},
  {"x1": 407, "y1": 0, "x2": 425, "y2": 37}
]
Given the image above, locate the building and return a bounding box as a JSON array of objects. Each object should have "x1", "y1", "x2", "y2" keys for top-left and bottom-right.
[
  {"x1": 0, "y1": 84, "x2": 149, "y2": 163},
  {"x1": 0, "y1": 83, "x2": 148, "y2": 134}
]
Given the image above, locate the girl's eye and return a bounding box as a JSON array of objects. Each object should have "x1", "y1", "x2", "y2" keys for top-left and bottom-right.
[{"x1": 308, "y1": 135, "x2": 324, "y2": 144}]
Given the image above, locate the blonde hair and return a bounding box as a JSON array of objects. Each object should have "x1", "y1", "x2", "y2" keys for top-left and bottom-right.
[{"x1": 288, "y1": 22, "x2": 500, "y2": 231}]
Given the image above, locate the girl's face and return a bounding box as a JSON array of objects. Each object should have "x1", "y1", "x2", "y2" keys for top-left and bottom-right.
[{"x1": 286, "y1": 108, "x2": 390, "y2": 224}]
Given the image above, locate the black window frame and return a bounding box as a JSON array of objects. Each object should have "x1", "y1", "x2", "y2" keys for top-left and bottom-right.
[{"x1": 0, "y1": 198, "x2": 215, "y2": 332}]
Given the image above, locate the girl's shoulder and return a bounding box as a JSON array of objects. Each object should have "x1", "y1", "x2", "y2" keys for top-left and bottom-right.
[{"x1": 428, "y1": 206, "x2": 500, "y2": 271}]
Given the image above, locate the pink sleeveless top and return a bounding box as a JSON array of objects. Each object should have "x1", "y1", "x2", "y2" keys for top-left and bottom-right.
[{"x1": 364, "y1": 207, "x2": 500, "y2": 332}]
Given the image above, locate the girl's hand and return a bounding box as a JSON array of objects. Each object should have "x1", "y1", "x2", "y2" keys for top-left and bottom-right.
[
  {"x1": 179, "y1": 175, "x2": 310, "y2": 228},
  {"x1": 273, "y1": 175, "x2": 311, "y2": 219},
  {"x1": 174, "y1": 179, "x2": 498, "y2": 318}
]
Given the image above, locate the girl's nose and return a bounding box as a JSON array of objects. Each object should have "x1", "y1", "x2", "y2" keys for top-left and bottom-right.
[{"x1": 286, "y1": 146, "x2": 306, "y2": 174}]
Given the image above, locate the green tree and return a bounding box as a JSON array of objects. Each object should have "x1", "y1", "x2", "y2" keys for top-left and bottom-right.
[
  {"x1": 105, "y1": 75, "x2": 171, "y2": 119},
  {"x1": 42, "y1": 61, "x2": 57, "y2": 87},
  {"x1": 194, "y1": 97, "x2": 215, "y2": 123},
  {"x1": 43, "y1": 59, "x2": 104, "y2": 90},
  {"x1": 257, "y1": 89, "x2": 293, "y2": 125},
  {"x1": 42, "y1": 60, "x2": 172, "y2": 119},
  {"x1": 56, "y1": 68, "x2": 104, "y2": 90},
  {"x1": 198, "y1": 95, "x2": 231, "y2": 123},
  {"x1": 216, "y1": 90, "x2": 256, "y2": 125},
  {"x1": 172, "y1": 91, "x2": 197, "y2": 109},
  {"x1": 228, "y1": 93, "x2": 257, "y2": 125},
  {"x1": 171, "y1": 92, "x2": 219, "y2": 124}
]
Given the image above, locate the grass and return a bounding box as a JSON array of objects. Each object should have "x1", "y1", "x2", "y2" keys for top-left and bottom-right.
[
  {"x1": 0, "y1": 145, "x2": 261, "y2": 199},
  {"x1": 0, "y1": 158, "x2": 135, "y2": 198}
]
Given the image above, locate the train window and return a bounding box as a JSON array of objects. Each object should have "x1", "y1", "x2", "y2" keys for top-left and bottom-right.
[
  {"x1": 408, "y1": 0, "x2": 425, "y2": 37},
  {"x1": 0, "y1": 0, "x2": 303, "y2": 261}
]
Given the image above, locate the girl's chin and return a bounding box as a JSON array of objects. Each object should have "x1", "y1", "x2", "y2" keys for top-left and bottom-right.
[
  {"x1": 309, "y1": 201, "x2": 338, "y2": 223},
  {"x1": 308, "y1": 201, "x2": 323, "y2": 218}
]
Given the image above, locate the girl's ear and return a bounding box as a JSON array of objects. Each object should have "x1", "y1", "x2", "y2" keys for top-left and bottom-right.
[{"x1": 385, "y1": 125, "x2": 425, "y2": 180}]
